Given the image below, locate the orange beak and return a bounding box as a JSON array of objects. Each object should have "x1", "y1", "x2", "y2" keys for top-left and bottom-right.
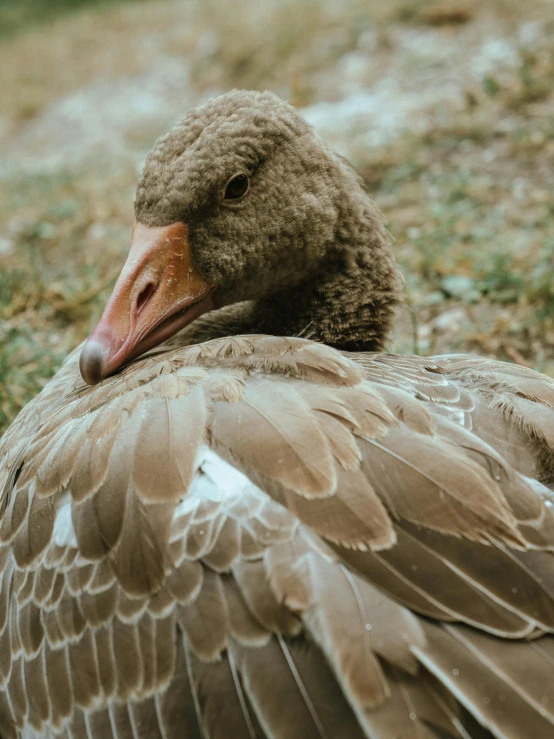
[{"x1": 79, "y1": 222, "x2": 214, "y2": 385}]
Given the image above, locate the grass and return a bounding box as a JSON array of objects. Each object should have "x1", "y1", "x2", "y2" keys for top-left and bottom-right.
[
  {"x1": 0, "y1": 166, "x2": 136, "y2": 429},
  {"x1": 1, "y1": 0, "x2": 554, "y2": 435},
  {"x1": 365, "y1": 55, "x2": 554, "y2": 363},
  {"x1": 0, "y1": 0, "x2": 153, "y2": 38}
]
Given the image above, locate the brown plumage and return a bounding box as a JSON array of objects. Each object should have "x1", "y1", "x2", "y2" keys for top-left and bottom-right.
[{"x1": 1, "y1": 90, "x2": 554, "y2": 738}]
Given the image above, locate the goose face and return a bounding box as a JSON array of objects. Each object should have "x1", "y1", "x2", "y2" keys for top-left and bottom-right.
[{"x1": 80, "y1": 90, "x2": 342, "y2": 385}]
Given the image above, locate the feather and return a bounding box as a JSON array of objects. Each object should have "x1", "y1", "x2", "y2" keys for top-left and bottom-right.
[
  {"x1": 281, "y1": 467, "x2": 395, "y2": 550},
  {"x1": 401, "y1": 523, "x2": 554, "y2": 631},
  {"x1": 184, "y1": 645, "x2": 259, "y2": 739},
  {"x1": 12, "y1": 489, "x2": 59, "y2": 568},
  {"x1": 8, "y1": 597, "x2": 20, "y2": 659},
  {"x1": 371, "y1": 384, "x2": 436, "y2": 435},
  {"x1": 311, "y1": 411, "x2": 361, "y2": 471},
  {"x1": 165, "y1": 559, "x2": 204, "y2": 605},
  {"x1": 305, "y1": 558, "x2": 423, "y2": 708},
  {"x1": 242, "y1": 513, "x2": 293, "y2": 548},
  {"x1": 154, "y1": 612, "x2": 176, "y2": 689},
  {"x1": 185, "y1": 514, "x2": 226, "y2": 560},
  {"x1": 44, "y1": 572, "x2": 65, "y2": 610},
  {"x1": 232, "y1": 635, "x2": 365, "y2": 739},
  {"x1": 69, "y1": 430, "x2": 118, "y2": 503},
  {"x1": 116, "y1": 591, "x2": 148, "y2": 623},
  {"x1": 94, "y1": 626, "x2": 116, "y2": 700},
  {"x1": 5, "y1": 297, "x2": 554, "y2": 739},
  {"x1": 201, "y1": 516, "x2": 241, "y2": 572},
  {"x1": 0, "y1": 613, "x2": 12, "y2": 683},
  {"x1": 0, "y1": 487, "x2": 28, "y2": 544},
  {"x1": 36, "y1": 417, "x2": 89, "y2": 497},
  {"x1": 68, "y1": 629, "x2": 101, "y2": 708},
  {"x1": 16, "y1": 601, "x2": 43, "y2": 657},
  {"x1": 44, "y1": 642, "x2": 73, "y2": 726},
  {"x1": 56, "y1": 596, "x2": 86, "y2": 643},
  {"x1": 287, "y1": 341, "x2": 363, "y2": 386},
  {"x1": 444, "y1": 625, "x2": 554, "y2": 722},
  {"x1": 42, "y1": 609, "x2": 64, "y2": 649},
  {"x1": 343, "y1": 530, "x2": 534, "y2": 637},
  {"x1": 432, "y1": 415, "x2": 548, "y2": 531},
  {"x1": 78, "y1": 583, "x2": 117, "y2": 629},
  {"x1": 223, "y1": 578, "x2": 270, "y2": 648},
  {"x1": 177, "y1": 569, "x2": 228, "y2": 661},
  {"x1": 6, "y1": 656, "x2": 26, "y2": 729},
  {"x1": 32, "y1": 566, "x2": 57, "y2": 606},
  {"x1": 14, "y1": 569, "x2": 34, "y2": 608},
  {"x1": 87, "y1": 560, "x2": 115, "y2": 594},
  {"x1": 71, "y1": 415, "x2": 137, "y2": 560},
  {"x1": 494, "y1": 394, "x2": 554, "y2": 456},
  {"x1": 18, "y1": 571, "x2": 36, "y2": 609},
  {"x1": 212, "y1": 378, "x2": 337, "y2": 498},
  {"x1": 360, "y1": 429, "x2": 524, "y2": 546},
  {"x1": 133, "y1": 390, "x2": 207, "y2": 503},
  {"x1": 155, "y1": 638, "x2": 205, "y2": 739},
  {"x1": 148, "y1": 588, "x2": 174, "y2": 617},
  {"x1": 111, "y1": 620, "x2": 142, "y2": 702},
  {"x1": 239, "y1": 526, "x2": 267, "y2": 560},
  {"x1": 110, "y1": 486, "x2": 173, "y2": 597},
  {"x1": 136, "y1": 613, "x2": 156, "y2": 695},
  {"x1": 129, "y1": 696, "x2": 164, "y2": 739},
  {"x1": 84, "y1": 708, "x2": 116, "y2": 739},
  {"x1": 0, "y1": 565, "x2": 14, "y2": 638},
  {"x1": 359, "y1": 663, "x2": 468, "y2": 739},
  {"x1": 416, "y1": 622, "x2": 554, "y2": 738},
  {"x1": 264, "y1": 536, "x2": 315, "y2": 611},
  {"x1": 295, "y1": 381, "x2": 394, "y2": 463},
  {"x1": 107, "y1": 702, "x2": 135, "y2": 739},
  {"x1": 66, "y1": 564, "x2": 94, "y2": 596},
  {"x1": 231, "y1": 559, "x2": 301, "y2": 635},
  {"x1": 24, "y1": 651, "x2": 50, "y2": 729}
]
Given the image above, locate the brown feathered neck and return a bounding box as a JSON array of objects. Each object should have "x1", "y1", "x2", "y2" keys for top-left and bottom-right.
[
  {"x1": 254, "y1": 249, "x2": 399, "y2": 352},
  {"x1": 176, "y1": 207, "x2": 399, "y2": 352},
  {"x1": 247, "y1": 199, "x2": 399, "y2": 350},
  {"x1": 135, "y1": 90, "x2": 400, "y2": 352}
]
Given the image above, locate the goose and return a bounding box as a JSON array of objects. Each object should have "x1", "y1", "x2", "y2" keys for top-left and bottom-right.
[{"x1": 1, "y1": 89, "x2": 554, "y2": 739}]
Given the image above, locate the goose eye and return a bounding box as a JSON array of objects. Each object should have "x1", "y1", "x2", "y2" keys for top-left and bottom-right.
[{"x1": 223, "y1": 174, "x2": 249, "y2": 202}]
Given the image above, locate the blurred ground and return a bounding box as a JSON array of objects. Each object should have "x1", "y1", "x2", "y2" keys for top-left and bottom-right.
[{"x1": 1, "y1": 0, "x2": 554, "y2": 433}]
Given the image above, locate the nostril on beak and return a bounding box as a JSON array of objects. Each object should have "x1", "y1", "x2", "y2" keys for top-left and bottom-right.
[{"x1": 135, "y1": 282, "x2": 157, "y2": 316}]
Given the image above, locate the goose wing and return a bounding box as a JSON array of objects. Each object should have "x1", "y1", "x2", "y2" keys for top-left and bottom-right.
[{"x1": 1, "y1": 337, "x2": 553, "y2": 739}]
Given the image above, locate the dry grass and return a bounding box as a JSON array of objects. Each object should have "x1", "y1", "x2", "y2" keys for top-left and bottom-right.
[{"x1": 1, "y1": 0, "x2": 554, "y2": 434}]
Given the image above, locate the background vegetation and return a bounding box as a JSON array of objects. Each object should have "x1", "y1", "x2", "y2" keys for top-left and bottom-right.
[{"x1": 1, "y1": 0, "x2": 554, "y2": 434}]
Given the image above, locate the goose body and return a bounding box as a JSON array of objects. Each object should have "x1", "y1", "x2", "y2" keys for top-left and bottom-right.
[{"x1": 1, "y1": 90, "x2": 554, "y2": 738}]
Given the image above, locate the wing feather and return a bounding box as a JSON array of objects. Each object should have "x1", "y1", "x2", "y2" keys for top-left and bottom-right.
[
  {"x1": 133, "y1": 390, "x2": 206, "y2": 503},
  {"x1": 212, "y1": 378, "x2": 337, "y2": 498},
  {"x1": 4, "y1": 336, "x2": 554, "y2": 738}
]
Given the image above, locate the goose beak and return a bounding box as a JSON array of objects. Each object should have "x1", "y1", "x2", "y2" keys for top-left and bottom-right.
[{"x1": 79, "y1": 221, "x2": 214, "y2": 385}]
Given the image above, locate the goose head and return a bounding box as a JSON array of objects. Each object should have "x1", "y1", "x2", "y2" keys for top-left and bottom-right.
[{"x1": 80, "y1": 90, "x2": 398, "y2": 385}]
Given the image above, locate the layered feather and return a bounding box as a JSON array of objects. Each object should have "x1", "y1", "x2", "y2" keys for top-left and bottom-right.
[{"x1": 1, "y1": 338, "x2": 554, "y2": 738}]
